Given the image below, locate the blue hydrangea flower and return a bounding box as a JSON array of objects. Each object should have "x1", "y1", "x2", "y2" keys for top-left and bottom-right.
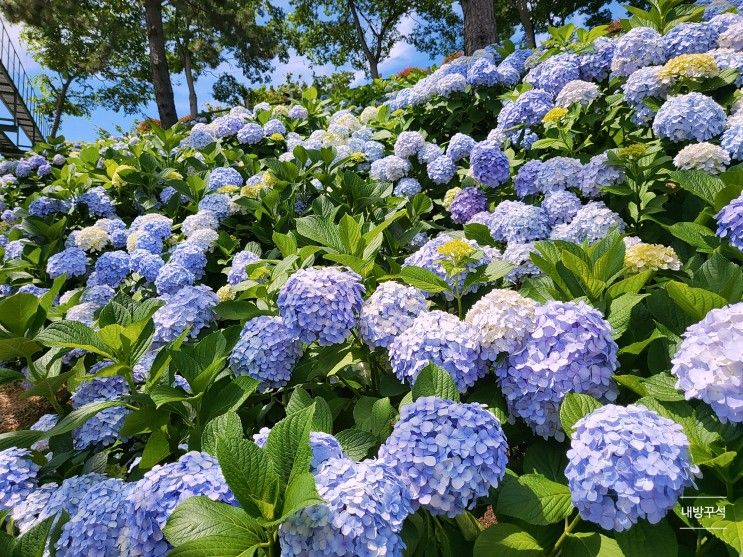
[
  {"x1": 496, "y1": 300, "x2": 619, "y2": 440},
  {"x1": 30, "y1": 413, "x2": 59, "y2": 452},
  {"x1": 514, "y1": 160, "x2": 544, "y2": 198},
  {"x1": 288, "y1": 105, "x2": 308, "y2": 120},
  {"x1": 662, "y1": 22, "x2": 717, "y2": 57},
  {"x1": 130, "y1": 214, "x2": 173, "y2": 242},
  {"x1": 566, "y1": 404, "x2": 699, "y2": 531},
  {"x1": 502, "y1": 242, "x2": 542, "y2": 283},
  {"x1": 70, "y1": 376, "x2": 130, "y2": 450},
  {"x1": 578, "y1": 152, "x2": 625, "y2": 197},
  {"x1": 393, "y1": 177, "x2": 422, "y2": 197},
  {"x1": 227, "y1": 249, "x2": 261, "y2": 284},
  {"x1": 198, "y1": 194, "x2": 230, "y2": 220},
  {"x1": 155, "y1": 263, "x2": 195, "y2": 296},
  {"x1": 56, "y1": 478, "x2": 132, "y2": 557},
  {"x1": 358, "y1": 281, "x2": 428, "y2": 349},
  {"x1": 418, "y1": 142, "x2": 443, "y2": 164},
  {"x1": 446, "y1": 133, "x2": 476, "y2": 161},
  {"x1": 611, "y1": 27, "x2": 667, "y2": 76},
  {"x1": 66, "y1": 302, "x2": 100, "y2": 325},
  {"x1": 81, "y1": 284, "x2": 115, "y2": 306},
  {"x1": 436, "y1": 73, "x2": 467, "y2": 96},
  {"x1": 449, "y1": 187, "x2": 488, "y2": 224},
  {"x1": 579, "y1": 37, "x2": 616, "y2": 82},
  {"x1": 652, "y1": 93, "x2": 726, "y2": 142},
  {"x1": 28, "y1": 196, "x2": 70, "y2": 217},
  {"x1": 207, "y1": 167, "x2": 243, "y2": 191},
  {"x1": 488, "y1": 200, "x2": 551, "y2": 243},
  {"x1": 623, "y1": 65, "x2": 668, "y2": 124},
  {"x1": 79, "y1": 187, "x2": 115, "y2": 217},
  {"x1": 427, "y1": 155, "x2": 457, "y2": 185},
  {"x1": 496, "y1": 89, "x2": 554, "y2": 130},
  {"x1": 253, "y1": 429, "x2": 345, "y2": 471},
  {"x1": 153, "y1": 285, "x2": 219, "y2": 343},
  {"x1": 11, "y1": 482, "x2": 57, "y2": 534},
  {"x1": 394, "y1": 131, "x2": 426, "y2": 159},
  {"x1": 237, "y1": 123, "x2": 264, "y2": 144},
  {"x1": 466, "y1": 58, "x2": 500, "y2": 86},
  {"x1": 120, "y1": 452, "x2": 236, "y2": 557},
  {"x1": 96, "y1": 218, "x2": 128, "y2": 248},
  {"x1": 278, "y1": 267, "x2": 365, "y2": 346},
  {"x1": 551, "y1": 201, "x2": 626, "y2": 244},
  {"x1": 229, "y1": 315, "x2": 303, "y2": 389},
  {"x1": 264, "y1": 118, "x2": 286, "y2": 136},
  {"x1": 17, "y1": 284, "x2": 49, "y2": 297},
  {"x1": 671, "y1": 302, "x2": 743, "y2": 422},
  {"x1": 90, "y1": 250, "x2": 130, "y2": 288},
  {"x1": 370, "y1": 156, "x2": 410, "y2": 183},
  {"x1": 716, "y1": 192, "x2": 743, "y2": 250},
  {"x1": 182, "y1": 210, "x2": 219, "y2": 237},
  {"x1": 388, "y1": 310, "x2": 487, "y2": 392},
  {"x1": 534, "y1": 156, "x2": 582, "y2": 193},
  {"x1": 169, "y1": 242, "x2": 207, "y2": 279},
  {"x1": 279, "y1": 457, "x2": 412, "y2": 557},
  {"x1": 721, "y1": 123, "x2": 743, "y2": 160},
  {"x1": 470, "y1": 140, "x2": 510, "y2": 187},
  {"x1": 0, "y1": 448, "x2": 39, "y2": 511},
  {"x1": 47, "y1": 247, "x2": 88, "y2": 278},
  {"x1": 525, "y1": 53, "x2": 581, "y2": 96},
  {"x1": 39, "y1": 473, "x2": 106, "y2": 527},
  {"x1": 129, "y1": 249, "x2": 164, "y2": 282},
  {"x1": 379, "y1": 396, "x2": 508, "y2": 517},
  {"x1": 404, "y1": 234, "x2": 497, "y2": 300},
  {"x1": 542, "y1": 190, "x2": 582, "y2": 225}
]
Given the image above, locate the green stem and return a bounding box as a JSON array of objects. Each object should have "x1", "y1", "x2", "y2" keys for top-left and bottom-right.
[
  {"x1": 550, "y1": 514, "x2": 581, "y2": 557},
  {"x1": 726, "y1": 480, "x2": 734, "y2": 501}
]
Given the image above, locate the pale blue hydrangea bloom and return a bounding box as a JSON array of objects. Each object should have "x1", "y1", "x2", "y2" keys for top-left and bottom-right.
[
  {"x1": 278, "y1": 267, "x2": 365, "y2": 346},
  {"x1": 39, "y1": 473, "x2": 107, "y2": 526},
  {"x1": 47, "y1": 247, "x2": 88, "y2": 278},
  {"x1": 502, "y1": 241, "x2": 542, "y2": 283},
  {"x1": 671, "y1": 302, "x2": 743, "y2": 422},
  {"x1": 358, "y1": 281, "x2": 428, "y2": 349},
  {"x1": 579, "y1": 37, "x2": 615, "y2": 82},
  {"x1": 120, "y1": 452, "x2": 236, "y2": 557},
  {"x1": 550, "y1": 201, "x2": 625, "y2": 244},
  {"x1": 154, "y1": 263, "x2": 195, "y2": 296},
  {"x1": 370, "y1": 155, "x2": 410, "y2": 182},
  {"x1": 379, "y1": 396, "x2": 508, "y2": 517},
  {"x1": 488, "y1": 200, "x2": 551, "y2": 243},
  {"x1": 0, "y1": 448, "x2": 39, "y2": 511},
  {"x1": 70, "y1": 376, "x2": 130, "y2": 450},
  {"x1": 153, "y1": 285, "x2": 219, "y2": 343},
  {"x1": 470, "y1": 140, "x2": 510, "y2": 187},
  {"x1": 525, "y1": 53, "x2": 581, "y2": 96},
  {"x1": 721, "y1": 123, "x2": 743, "y2": 160},
  {"x1": 662, "y1": 22, "x2": 717, "y2": 57},
  {"x1": 566, "y1": 404, "x2": 699, "y2": 531},
  {"x1": 446, "y1": 133, "x2": 476, "y2": 161},
  {"x1": 388, "y1": 310, "x2": 487, "y2": 392},
  {"x1": 11, "y1": 482, "x2": 58, "y2": 534},
  {"x1": 497, "y1": 301, "x2": 619, "y2": 440},
  {"x1": 578, "y1": 152, "x2": 625, "y2": 198},
  {"x1": 229, "y1": 315, "x2": 302, "y2": 389},
  {"x1": 182, "y1": 210, "x2": 219, "y2": 238},
  {"x1": 611, "y1": 27, "x2": 667, "y2": 77},
  {"x1": 91, "y1": 250, "x2": 130, "y2": 288},
  {"x1": 129, "y1": 249, "x2": 164, "y2": 282},
  {"x1": 227, "y1": 249, "x2": 261, "y2": 284},
  {"x1": 237, "y1": 122, "x2": 264, "y2": 144},
  {"x1": 427, "y1": 155, "x2": 458, "y2": 185},
  {"x1": 514, "y1": 160, "x2": 544, "y2": 198},
  {"x1": 207, "y1": 167, "x2": 243, "y2": 191},
  {"x1": 393, "y1": 177, "x2": 422, "y2": 197},
  {"x1": 652, "y1": 93, "x2": 726, "y2": 142},
  {"x1": 279, "y1": 458, "x2": 412, "y2": 557},
  {"x1": 393, "y1": 131, "x2": 426, "y2": 159},
  {"x1": 198, "y1": 193, "x2": 230, "y2": 220},
  {"x1": 542, "y1": 190, "x2": 582, "y2": 225},
  {"x1": 534, "y1": 156, "x2": 582, "y2": 193}
]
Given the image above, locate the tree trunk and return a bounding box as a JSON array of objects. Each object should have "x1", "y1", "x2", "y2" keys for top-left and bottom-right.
[
  {"x1": 347, "y1": 0, "x2": 380, "y2": 79},
  {"x1": 460, "y1": 0, "x2": 498, "y2": 55},
  {"x1": 143, "y1": 0, "x2": 178, "y2": 128},
  {"x1": 181, "y1": 46, "x2": 198, "y2": 118},
  {"x1": 49, "y1": 75, "x2": 74, "y2": 139},
  {"x1": 514, "y1": 0, "x2": 536, "y2": 48}
]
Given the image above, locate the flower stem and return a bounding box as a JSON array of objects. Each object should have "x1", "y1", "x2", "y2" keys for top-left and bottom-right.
[{"x1": 549, "y1": 514, "x2": 581, "y2": 557}]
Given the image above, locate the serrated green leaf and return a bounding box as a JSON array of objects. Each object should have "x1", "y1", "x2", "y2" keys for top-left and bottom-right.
[
  {"x1": 397, "y1": 266, "x2": 450, "y2": 293},
  {"x1": 665, "y1": 281, "x2": 727, "y2": 322},
  {"x1": 615, "y1": 519, "x2": 677, "y2": 557},
  {"x1": 473, "y1": 523, "x2": 545, "y2": 556},
  {"x1": 496, "y1": 473, "x2": 574, "y2": 525},
  {"x1": 201, "y1": 412, "x2": 243, "y2": 456},
  {"x1": 265, "y1": 404, "x2": 315, "y2": 485},
  {"x1": 334, "y1": 428, "x2": 377, "y2": 461},
  {"x1": 560, "y1": 393, "x2": 602, "y2": 438},
  {"x1": 699, "y1": 497, "x2": 743, "y2": 553},
  {"x1": 411, "y1": 363, "x2": 460, "y2": 402}
]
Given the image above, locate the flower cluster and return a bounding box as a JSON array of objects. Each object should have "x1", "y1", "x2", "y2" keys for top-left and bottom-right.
[
  {"x1": 0, "y1": 448, "x2": 39, "y2": 511},
  {"x1": 566, "y1": 404, "x2": 699, "y2": 531},
  {"x1": 358, "y1": 281, "x2": 428, "y2": 349},
  {"x1": 716, "y1": 192, "x2": 743, "y2": 250}
]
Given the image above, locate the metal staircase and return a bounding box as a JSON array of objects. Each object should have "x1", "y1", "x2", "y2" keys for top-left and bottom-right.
[{"x1": 0, "y1": 18, "x2": 48, "y2": 157}]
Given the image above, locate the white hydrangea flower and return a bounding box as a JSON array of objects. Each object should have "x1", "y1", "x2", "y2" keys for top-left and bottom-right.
[
  {"x1": 673, "y1": 142, "x2": 730, "y2": 173},
  {"x1": 555, "y1": 80, "x2": 601, "y2": 107},
  {"x1": 75, "y1": 226, "x2": 110, "y2": 252}
]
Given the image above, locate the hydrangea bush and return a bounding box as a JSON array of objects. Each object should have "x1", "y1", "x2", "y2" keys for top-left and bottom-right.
[{"x1": 1, "y1": 1, "x2": 742, "y2": 554}]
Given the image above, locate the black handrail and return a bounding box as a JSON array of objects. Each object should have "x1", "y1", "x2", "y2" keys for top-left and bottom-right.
[{"x1": 0, "y1": 17, "x2": 49, "y2": 143}]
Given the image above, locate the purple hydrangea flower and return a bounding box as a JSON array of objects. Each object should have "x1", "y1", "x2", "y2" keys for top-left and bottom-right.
[
  {"x1": 488, "y1": 200, "x2": 551, "y2": 243},
  {"x1": 449, "y1": 187, "x2": 488, "y2": 224},
  {"x1": 470, "y1": 141, "x2": 510, "y2": 187},
  {"x1": 525, "y1": 53, "x2": 581, "y2": 96},
  {"x1": 0, "y1": 448, "x2": 39, "y2": 511},
  {"x1": 662, "y1": 22, "x2": 718, "y2": 57},
  {"x1": 579, "y1": 37, "x2": 616, "y2": 82},
  {"x1": 446, "y1": 133, "x2": 476, "y2": 161},
  {"x1": 393, "y1": 177, "x2": 422, "y2": 197},
  {"x1": 578, "y1": 152, "x2": 625, "y2": 197},
  {"x1": 358, "y1": 281, "x2": 428, "y2": 349},
  {"x1": 394, "y1": 131, "x2": 426, "y2": 159},
  {"x1": 551, "y1": 201, "x2": 625, "y2": 244},
  {"x1": 427, "y1": 155, "x2": 457, "y2": 185}
]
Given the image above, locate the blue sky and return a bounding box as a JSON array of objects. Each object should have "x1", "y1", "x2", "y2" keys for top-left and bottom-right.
[{"x1": 6, "y1": 2, "x2": 625, "y2": 142}]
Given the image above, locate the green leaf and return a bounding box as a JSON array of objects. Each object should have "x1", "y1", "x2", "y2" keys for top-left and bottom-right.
[
  {"x1": 12, "y1": 516, "x2": 54, "y2": 557},
  {"x1": 272, "y1": 232, "x2": 297, "y2": 257},
  {"x1": 699, "y1": 497, "x2": 743, "y2": 553},
  {"x1": 167, "y1": 536, "x2": 261, "y2": 557},
  {"x1": 561, "y1": 532, "x2": 623, "y2": 556},
  {"x1": 560, "y1": 393, "x2": 602, "y2": 438},
  {"x1": 47, "y1": 400, "x2": 127, "y2": 438},
  {"x1": 36, "y1": 321, "x2": 114, "y2": 359},
  {"x1": 140, "y1": 430, "x2": 171, "y2": 469},
  {"x1": 669, "y1": 170, "x2": 727, "y2": 206},
  {"x1": 295, "y1": 215, "x2": 344, "y2": 252},
  {"x1": 411, "y1": 363, "x2": 460, "y2": 402},
  {"x1": 201, "y1": 412, "x2": 243, "y2": 456},
  {"x1": 216, "y1": 435, "x2": 279, "y2": 520},
  {"x1": 201, "y1": 376, "x2": 259, "y2": 423},
  {"x1": 334, "y1": 428, "x2": 377, "y2": 461},
  {"x1": 268, "y1": 471, "x2": 323, "y2": 526},
  {"x1": 368, "y1": 397, "x2": 396, "y2": 439},
  {"x1": 213, "y1": 301, "x2": 263, "y2": 321},
  {"x1": 667, "y1": 222, "x2": 719, "y2": 252},
  {"x1": 523, "y1": 442, "x2": 568, "y2": 484},
  {"x1": 397, "y1": 266, "x2": 449, "y2": 293},
  {"x1": 264, "y1": 405, "x2": 315, "y2": 485},
  {"x1": 607, "y1": 293, "x2": 647, "y2": 339},
  {"x1": 642, "y1": 373, "x2": 684, "y2": 402},
  {"x1": 164, "y1": 496, "x2": 264, "y2": 547},
  {"x1": 0, "y1": 293, "x2": 40, "y2": 336},
  {"x1": 495, "y1": 473, "x2": 574, "y2": 525},
  {"x1": 473, "y1": 523, "x2": 545, "y2": 556},
  {"x1": 615, "y1": 519, "x2": 677, "y2": 557},
  {"x1": 665, "y1": 281, "x2": 727, "y2": 322}
]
